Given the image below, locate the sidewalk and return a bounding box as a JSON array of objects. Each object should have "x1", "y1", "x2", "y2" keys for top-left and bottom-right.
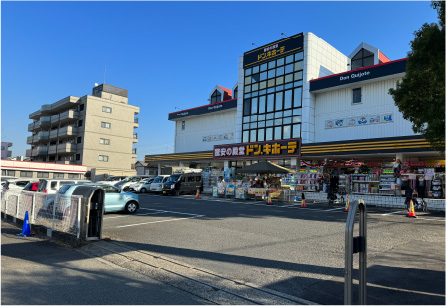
[{"x1": 1, "y1": 220, "x2": 210, "y2": 305}]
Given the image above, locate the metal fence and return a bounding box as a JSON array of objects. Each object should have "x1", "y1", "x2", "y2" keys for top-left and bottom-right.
[{"x1": 1, "y1": 190, "x2": 82, "y2": 237}]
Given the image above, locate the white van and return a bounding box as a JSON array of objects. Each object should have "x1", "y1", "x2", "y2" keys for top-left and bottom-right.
[
  {"x1": 37, "y1": 179, "x2": 91, "y2": 194},
  {"x1": 150, "y1": 175, "x2": 170, "y2": 193},
  {"x1": 114, "y1": 175, "x2": 152, "y2": 191}
]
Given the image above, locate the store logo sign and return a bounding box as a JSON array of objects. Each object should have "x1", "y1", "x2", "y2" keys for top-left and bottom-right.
[{"x1": 213, "y1": 139, "x2": 301, "y2": 160}]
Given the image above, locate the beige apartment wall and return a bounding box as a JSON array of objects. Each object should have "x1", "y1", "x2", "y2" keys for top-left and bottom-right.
[{"x1": 79, "y1": 95, "x2": 139, "y2": 174}]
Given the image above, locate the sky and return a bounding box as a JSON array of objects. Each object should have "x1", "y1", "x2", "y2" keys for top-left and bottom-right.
[{"x1": 1, "y1": 1, "x2": 440, "y2": 161}]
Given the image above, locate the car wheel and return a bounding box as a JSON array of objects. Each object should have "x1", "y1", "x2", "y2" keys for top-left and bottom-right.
[
  {"x1": 140, "y1": 188, "x2": 147, "y2": 193},
  {"x1": 123, "y1": 187, "x2": 130, "y2": 192},
  {"x1": 174, "y1": 189, "x2": 180, "y2": 196},
  {"x1": 125, "y1": 201, "x2": 138, "y2": 213}
]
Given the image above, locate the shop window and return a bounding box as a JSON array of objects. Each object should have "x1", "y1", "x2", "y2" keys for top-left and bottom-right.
[
  {"x1": 20, "y1": 171, "x2": 33, "y2": 178},
  {"x1": 37, "y1": 172, "x2": 49, "y2": 178},
  {"x1": 353, "y1": 88, "x2": 362, "y2": 104},
  {"x1": 68, "y1": 174, "x2": 79, "y2": 179},
  {"x1": 54, "y1": 173, "x2": 64, "y2": 179},
  {"x1": 211, "y1": 90, "x2": 221, "y2": 104}
]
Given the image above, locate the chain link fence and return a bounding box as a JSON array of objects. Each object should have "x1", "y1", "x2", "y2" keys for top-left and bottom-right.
[{"x1": 1, "y1": 190, "x2": 82, "y2": 237}]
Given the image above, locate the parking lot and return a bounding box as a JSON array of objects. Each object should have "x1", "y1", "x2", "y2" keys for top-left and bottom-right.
[{"x1": 101, "y1": 193, "x2": 445, "y2": 305}]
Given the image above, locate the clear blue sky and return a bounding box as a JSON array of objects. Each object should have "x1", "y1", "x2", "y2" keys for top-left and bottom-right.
[{"x1": 1, "y1": 1, "x2": 439, "y2": 161}]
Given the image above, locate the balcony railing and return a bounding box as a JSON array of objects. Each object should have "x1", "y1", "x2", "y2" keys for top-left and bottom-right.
[
  {"x1": 134, "y1": 118, "x2": 139, "y2": 123},
  {"x1": 133, "y1": 133, "x2": 138, "y2": 139},
  {"x1": 132, "y1": 148, "x2": 137, "y2": 154}
]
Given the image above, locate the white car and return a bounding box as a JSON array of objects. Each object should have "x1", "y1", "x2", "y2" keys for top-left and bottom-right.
[
  {"x1": 150, "y1": 175, "x2": 170, "y2": 193},
  {"x1": 128, "y1": 177, "x2": 155, "y2": 193},
  {"x1": 3, "y1": 178, "x2": 39, "y2": 191},
  {"x1": 95, "y1": 176, "x2": 127, "y2": 185},
  {"x1": 114, "y1": 175, "x2": 152, "y2": 191}
]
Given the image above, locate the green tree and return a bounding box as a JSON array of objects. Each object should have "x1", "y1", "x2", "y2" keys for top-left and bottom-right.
[{"x1": 389, "y1": 1, "x2": 445, "y2": 153}]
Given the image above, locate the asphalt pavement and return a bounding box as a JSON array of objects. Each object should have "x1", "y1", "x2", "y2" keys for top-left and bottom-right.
[{"x1": 1, "y1": 220, "x2": 211, "y2": 305}]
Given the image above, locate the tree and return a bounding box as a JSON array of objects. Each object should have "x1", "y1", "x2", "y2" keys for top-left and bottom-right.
[{"x1": 389, "y1": 1, "x2": 445, "y2": 153}]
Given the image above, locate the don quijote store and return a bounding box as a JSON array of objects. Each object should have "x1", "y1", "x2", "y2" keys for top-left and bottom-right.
[{"x1": 145, "y1": 32, "x2": 444, "y2": 209}]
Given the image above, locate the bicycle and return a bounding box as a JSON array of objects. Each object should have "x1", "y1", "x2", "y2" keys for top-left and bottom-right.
[{"x1": 327, "y1": 187, "x2": 346, "y2": 208}]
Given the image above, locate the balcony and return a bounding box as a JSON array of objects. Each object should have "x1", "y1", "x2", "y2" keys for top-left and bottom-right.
[
  {"x1": 27, "y1": 136, "x2": 34, "y2": 145},
  {"x1": 25, "y1": 149, "x2": 33, "y2": 157},
  {"x1": 133, "y1": 117, "x2": 139, "y2": 128},
  {"x1": 133, "y1": 133, "x2": 138, "y2": 143},
  {"x1": 29, "y1": 109, "x2": 42, "y2": 120},
  {"x1": 50, "y1": 109, "x2": 79, "y2": 124},
  {"x1": 48, "y1": 143, "x2": 76, "y2": 154},
  {"x1": 49, "y1": 125, "x2": 78, "y2": 139}
]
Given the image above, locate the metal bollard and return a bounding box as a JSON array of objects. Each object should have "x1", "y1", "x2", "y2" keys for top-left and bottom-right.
[{"x1": 345, "y1": 199, "x2": 367, "y2": 305}]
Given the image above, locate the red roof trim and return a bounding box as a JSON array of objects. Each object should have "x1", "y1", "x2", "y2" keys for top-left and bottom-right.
[
  {"x1": 168, "y1": 98, "x2": 237, "y2": 116},
  {"x1": 310, "y1": 58, "x2": 407, "y2": 82}
]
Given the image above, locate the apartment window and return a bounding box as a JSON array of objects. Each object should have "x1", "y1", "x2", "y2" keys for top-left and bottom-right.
[
  {"x1": 102, "y1": 106, "x2": 112, "y2": 113},
  {"x1": 101, "y1": 122, "x2": 111, "y2": 129},
  {"x1": 76, "y1": 154, "x2": 81, "y2": 161},
  {"x1": 53, "y1": 173, "x2": 65, "y2": 179},
  {"x1": 78, "y1": 120, "x2": 83, "y2": 127},
  {"x1": 99, "y1": 155, "x2": 109, "y2": 162},
  {"x1": 20, "y1": 171, "x2": 33, "y2": 178},
  {"x1": 79, "y1": 104, "x2": 84, "y2": 111},
  {"x1": 77, "y1": 137, "x2": 82, "y2": 144},
  {"x1": 37, "y1": 172, "x2": 49, "y2": 178},
  {"x1": 353, "y1": 88, "x2": 362, "y2": 104},
  {"x1": 182, "y1": 121, "x2": 185, "y2": 130},
  {"x1": 100, "y1": 138, "x2": 110, "y2": 145},
  {"x1": 68, "y1": 174, "x2": 79, "y2": 179}
]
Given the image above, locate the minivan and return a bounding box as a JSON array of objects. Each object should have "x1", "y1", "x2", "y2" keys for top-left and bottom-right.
[
  {"x1": 162, "y1": 173, "x2": 203, "y2": 196},
  {"x1": 3, "y1": 179, "x2": 38, "y2": 191},
  {"x1": 37, "y1": 179, "x2": 91, "y2": 194},
  {"x1": 150, "y1": 175, "x2": 170, "y2": 193}
]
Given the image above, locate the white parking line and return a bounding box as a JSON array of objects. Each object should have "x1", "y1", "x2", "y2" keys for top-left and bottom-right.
[
  {"x1": 381, "y1": 210, "x2": 406, "y2": 216},
  {"x1": 116, "y1": 215, "x2": 205, "y2": 228},
  {"x1": 104, "y1": 211, "x2": 167, "y2": 219},
  {"x1": 139, "y1": 208, "x2": 202, "y2": 216}
]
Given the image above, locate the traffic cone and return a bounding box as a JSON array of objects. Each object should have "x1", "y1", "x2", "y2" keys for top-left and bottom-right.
[
  {"x1": 267, "y1": 192, "x2": 272, "y2": 204},
  {"x1": 345, "y1": 196, "x2": 350, "y2": 212},
  {"x1": 17, "y1": 211, "x2": 32, "y2": 237},
  {"x1": 195, "y1": 189, "x2": 200, "y2": 199},
  {"x1": 407, "y1": 199, "x2": 417, "y2": 218},
  {"x1": 301, "y1": 199, "x2": 307, "y2": 208}
]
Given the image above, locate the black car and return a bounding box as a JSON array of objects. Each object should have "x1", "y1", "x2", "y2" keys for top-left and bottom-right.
[{"x1": 162, "y1": 173, "x2": 203, "y2": 196}]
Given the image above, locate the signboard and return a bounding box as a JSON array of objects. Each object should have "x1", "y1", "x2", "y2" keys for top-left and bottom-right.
[
  {"x1": 168, "y1": 99, "x2": 237, "y2": 120},
  {"x1": 243, "y1": 33, "x2": 304, "y2": 68},
  {"x1": 425, "y1": 160, "x2": 445, "y2": 167},
  {"x1": 213, "y1": 138, "x2": 301, "y2": 160},
  {"x1": 310, "y1": 59, "x2": 407, "y2": 92},
  {"x1": 325, "y1": 114, "x2": 393, "y2": 129}
]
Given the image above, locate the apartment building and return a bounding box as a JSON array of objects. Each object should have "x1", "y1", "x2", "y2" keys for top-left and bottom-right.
[
  {"x1": 1, "y1": 142, "x2": 13, "y2": 159},
  {"x1": 26, "y1": 84, "x2": 139, "y2": 180}
]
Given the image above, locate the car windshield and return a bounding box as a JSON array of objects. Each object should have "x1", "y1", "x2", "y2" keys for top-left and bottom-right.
[
  {"x1": 166, "y1": 175, "x2": 181, "y2": 183},
  {"x1": 153, "y1": 176, "x2": 164, "y2": 183},
  {"x1": 58, "y1": 185, "x2": 72, "y2": 194}
]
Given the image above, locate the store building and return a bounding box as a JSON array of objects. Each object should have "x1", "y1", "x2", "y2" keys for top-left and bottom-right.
[
  {"x1": 1, "y1": 159, "x2": 87, "y2": 179},
  {"x1": 145, "y1": 32, "x2": 444, "y2": 200},
  {"x1": 26, "y1": 84, "x2": 139, "y2": 181}
]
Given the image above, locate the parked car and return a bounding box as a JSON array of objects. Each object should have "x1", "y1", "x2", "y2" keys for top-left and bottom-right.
[
  {"x1": 150, "y1": 175, "x2": 170, "y2": 193},
  {"x1": 128, "y1": 177, "x2": 155, "y2": 193},
  {"x1": 95, "y1": 175, "x2": 127, "y2": 185},
  {"x1": 22, "y1": 181, "x2": 40, "y2": 192},
  {"x1": 114, "y1": 175, "x2": 152, "y2": 191},
  {"x1": 162, "y1": 173, "x2": 203, "y2": 196},
  {"x1": 37, "y1": 179, "x2": 91, "y2": 194},
  {"x1": 3, "y1": 179, "x2": 38, "y2": 191},
  {"x1": 57, "y1": 183, "x2": 139, "y2": 213}
]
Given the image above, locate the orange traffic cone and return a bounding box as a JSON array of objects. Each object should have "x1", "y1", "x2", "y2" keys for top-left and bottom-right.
[
  {"x1": 407, "y1": 199, "x2": 417, "y2": 218},
  {"x1": 301, "y1": 199, "x2": 307, "y2": 208},
  {"x1": 345, "y1": 196, "x2": 350, "y2": 212},
  {"x1": 195, "y1": 189, "x2": 200, "y2": 199}
]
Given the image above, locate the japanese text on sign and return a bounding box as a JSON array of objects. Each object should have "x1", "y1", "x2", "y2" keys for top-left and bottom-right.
[{"x1": 213, "y1": 139, "x2": 301, "y2": 160}]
